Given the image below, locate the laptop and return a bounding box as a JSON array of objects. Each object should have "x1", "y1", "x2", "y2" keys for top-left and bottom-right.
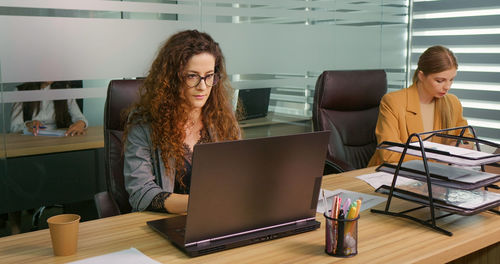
[
  {"x1": 237, "y1": 88, "x2": 271, "y2": 120},
  {"x1": 147, "y1": 131, "x2": 330, "y2": 257}
]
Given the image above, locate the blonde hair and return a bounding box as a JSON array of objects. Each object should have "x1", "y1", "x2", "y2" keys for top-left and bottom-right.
[{"x1": 413, "y1": 45, "x2": 458, "y2": 130}]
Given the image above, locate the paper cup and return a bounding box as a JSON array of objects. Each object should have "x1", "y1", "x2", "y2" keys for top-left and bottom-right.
[{"x1": 47, "y1": 214, "x2": 81, "y2": 256}]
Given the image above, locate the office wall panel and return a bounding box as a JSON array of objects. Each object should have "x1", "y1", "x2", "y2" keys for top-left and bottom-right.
[
  {"x1": 0, "y1": 16, "x2": 194, "y2": 82},
  {"x1": 0, "y1": 0, "x2": 408, "y2": 121}
]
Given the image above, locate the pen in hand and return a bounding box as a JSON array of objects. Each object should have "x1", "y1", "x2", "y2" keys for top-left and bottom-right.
[{"x1": 29, "y1": 121, "x2": 46, "y2": 136}]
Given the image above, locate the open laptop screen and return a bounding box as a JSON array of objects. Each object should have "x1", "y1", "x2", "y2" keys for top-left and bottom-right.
[
  {"x1": 184, "y1": 131, "x2": 329, "y2": 244},
  {"x1": 237, "y1": 88, "x2": 271, "y2": 120}
]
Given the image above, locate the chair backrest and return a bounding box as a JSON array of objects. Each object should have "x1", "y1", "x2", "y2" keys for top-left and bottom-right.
[
  {"x1": 104, "y1": 79, "x2": 143, "y2": 214},
  {"x1": 312, "y1": 70, "x2": 387, "y2": 172}
]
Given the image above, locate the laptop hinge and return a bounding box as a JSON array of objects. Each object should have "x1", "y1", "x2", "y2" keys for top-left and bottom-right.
[
  {"x1": 195, "y1": 239, "x2": 211, "y2": 247},
  {"x1": 187, "y1": 217, "x2": 316, "y2": 247},
  {"x1": 294, "y1": 218, "x2": 309, "y2": 226}
]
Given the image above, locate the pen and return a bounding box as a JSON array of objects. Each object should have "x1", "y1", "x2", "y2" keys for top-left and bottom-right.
[
  {"x1": 331, "y1": 195, "x2": 339, "y2": 253},
  {"x1": 347, "y1": 202, "x2": 357, "y2": 219},
  {"x1": 354, "y1": 199, "x2": 362, "y2": 218},
  {"x1": 336, "y1": 209, "x2": 345, "y2": 254},
  {"x1": 347, "y1": 201, "x2": 355, "y2": 217},
  {"x1": 347, "y1": 199, "x2": 362, "y2": 236},
  {"x1": 345, "y1": 203, "x2": 357, "y2": 236},
  {"x1": 329, "y1": 194, "x2": 336, "y2": 218},
  {"x1": 343, "y1": 198, "x2": 351, "y2": 215},
  {"x1": 334, "y1": 196, "x2": 340, "y2": 219}
]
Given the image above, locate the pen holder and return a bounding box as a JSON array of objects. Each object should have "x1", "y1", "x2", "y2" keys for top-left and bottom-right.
[{"x1": 324, "y1": 211, "x2": 359, "y2": 257}]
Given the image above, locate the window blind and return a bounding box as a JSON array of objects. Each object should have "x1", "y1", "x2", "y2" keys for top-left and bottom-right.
[{"x1": 411, "y1": 0, "x2": 500, "y2": 143}]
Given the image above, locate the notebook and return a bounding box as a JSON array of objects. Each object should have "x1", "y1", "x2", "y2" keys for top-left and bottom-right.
[
  {"x1": 237, "y1": 88, "x2": 271, "y2": 120},
  {"x1": 23, "y1": 127, "x2": 66, "y2": 137},
  {"x1": 147, "y1": 131, "x2": 330, "y2": 257}
]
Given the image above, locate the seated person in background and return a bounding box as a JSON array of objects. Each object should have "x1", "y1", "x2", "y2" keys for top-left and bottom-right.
[
  {"x1": 123, "y1": 30, "x2": 241, "y2": 214},
  {"x1": 7, "y1": 81, "x2": 88, "y2": 235},
  {"x1": 10, "y1": 81, "x2": 88, "y2": 136},
  {"x1": 368, "y1": 45, "x2": 472, "y2": 167}
]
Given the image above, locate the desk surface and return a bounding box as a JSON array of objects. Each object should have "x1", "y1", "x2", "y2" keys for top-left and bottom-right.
[
  {"x1": 1, "y1": 167, "x2": 499, "y2": 263},
  {"x1": 0, "y1": 113, "x2": 311, "y2": 159},
  {"x1": 0, "y1": 126, "x2": 104, "y2": 158}
]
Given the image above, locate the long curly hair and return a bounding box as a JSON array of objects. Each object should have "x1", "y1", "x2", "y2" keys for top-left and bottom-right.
[{"x1": 124, "y1": 29, "x2": 240, "y2": 185}]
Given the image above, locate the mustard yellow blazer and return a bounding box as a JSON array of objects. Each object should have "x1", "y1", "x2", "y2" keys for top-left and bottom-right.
[{"x1": 367, "y1": 84, "x2": 470, "y2": 167}]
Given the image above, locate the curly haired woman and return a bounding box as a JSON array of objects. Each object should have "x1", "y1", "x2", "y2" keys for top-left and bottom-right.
[{"x1": 123, "y1": 30, "x2": 241, "y2": 214}]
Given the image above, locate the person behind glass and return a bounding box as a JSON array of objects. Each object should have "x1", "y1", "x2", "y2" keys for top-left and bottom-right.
[
  {"x1": 368, "y1": 45, "x2": 472, "y2": 166},
  {"x1": 7, "y1": 81, "x2": 88, "y2": 235},
  {"x1": 10, "y1": 81, "x2": 88, "y2": 136},
  {"x1": 123, "y1": 30, "x2": 241, "y2": 214}
]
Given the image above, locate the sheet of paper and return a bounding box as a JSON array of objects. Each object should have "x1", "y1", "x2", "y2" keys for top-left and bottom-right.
[
  {"x1": 68, "y1": 247, "x2": 160, "y2": 264},
  {"x1": 388, "y1": 180, "x2": 500, "y2": 210},
  {"x1": 23, "y1": 127, "x2": 66, "y2": 137},
  {"x1": 386, "y1": 141, "x2": 500, "y2": 166},
  {"x1": 396, "y1": 160, "x2": 499, "y2": 183},
  {"x1": 356, "y1": 171, "x2": 417, "y2": 190},
  {"x1": 317, "y1": 188, "x2": 386, "y2": 214}
]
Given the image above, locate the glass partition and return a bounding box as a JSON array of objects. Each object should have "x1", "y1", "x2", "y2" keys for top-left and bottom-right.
[
  {"x1": 0, "y1": 0, "x2": 409, "y2": 134},
  {"x1": 410, "y1": 0, "x2": 500, "y2": 144},
  {"x1": 0, "y1": 0, "x2": 409, "y2": 227}
]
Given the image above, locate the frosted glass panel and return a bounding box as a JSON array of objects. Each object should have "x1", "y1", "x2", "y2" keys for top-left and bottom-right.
[
  {"x1": 202, "y1": 0, "x2": 409, "y2": 116},
  {"x1": 0, "y1": 16, "x2": 196, "y2": 82},
  {"x1": 0, "y1": 0, "x2": 409, "y2": 128}
]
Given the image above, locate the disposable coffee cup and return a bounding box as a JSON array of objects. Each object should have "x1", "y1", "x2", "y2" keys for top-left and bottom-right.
[
  {"x1": 47, "y1": 214, "x2": 81, "y2": 256},
  {"x1": 324, "y1": 211, "x2": 359, "y2": 257}
]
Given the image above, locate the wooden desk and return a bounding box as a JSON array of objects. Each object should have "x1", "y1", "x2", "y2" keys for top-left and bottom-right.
[
  {"x1": 1, "y1": 167, "x2": 498, "y2": 263},
  {"x1": 0, "y1": 114, "x2": 312, "y2": 157},
  {"x1": 0, "y1": 127, "x2": 105, "y2": 214},
  {"x1": 0, "y1": 126, "x2": 104, "y2": 158}
]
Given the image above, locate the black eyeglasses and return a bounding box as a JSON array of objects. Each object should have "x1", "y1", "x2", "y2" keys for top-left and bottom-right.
[{"x1": 184, "y1": 73, "x2": 219, "y2": 88}]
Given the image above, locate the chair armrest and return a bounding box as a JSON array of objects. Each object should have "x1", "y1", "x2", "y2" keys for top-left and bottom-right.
[
  {"x1": 323, "y1": 160, "x2": 346, "y2": 175},
  {"x1": 94, "y1": 191, "x2": 120, "y2": 218}
]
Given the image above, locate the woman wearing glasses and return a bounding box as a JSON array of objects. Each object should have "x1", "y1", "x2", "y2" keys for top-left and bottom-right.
[{"x1": 123, "y1": 30, "x2": 241, "y2": 214}]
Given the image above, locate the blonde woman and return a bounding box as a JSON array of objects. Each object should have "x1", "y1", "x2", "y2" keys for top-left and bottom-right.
[{"x1": 368, "y1": 46, "x2": 471, "y2": 166}]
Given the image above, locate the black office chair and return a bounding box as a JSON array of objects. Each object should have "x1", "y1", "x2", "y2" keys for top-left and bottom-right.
[
  {"x1": 94, "y1": 79, "x2": 143, "y2": 218},
  {"x1": 312, "y1": 70, "x2": 387, "y2": 174}
]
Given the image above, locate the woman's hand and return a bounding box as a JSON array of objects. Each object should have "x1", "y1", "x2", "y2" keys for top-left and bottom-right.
[
  {"x1": 65, "y1": 120, "x2": 87, "y2": 136},
  {"x1": 26, "y1": 120, "x2": 45, "y2": 136},
  {"x1": 164, "y1": 193, "x2": 189, "y2": 214}
]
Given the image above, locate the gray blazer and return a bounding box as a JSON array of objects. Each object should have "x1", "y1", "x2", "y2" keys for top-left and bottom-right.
[
  {"x1": 123, "y1": 122, "x2": 176, "y2": 211},
  {"x1": 123, "y1": 122, "x2": 231, "y2": 211}
]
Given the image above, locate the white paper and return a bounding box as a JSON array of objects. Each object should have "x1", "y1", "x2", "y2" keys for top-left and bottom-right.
[
  {"x1": 22, "y1": 127, "x2": 66, "y2": 137},
  {"x1": 386, "y1": 141, "x2": 500, "y2": 166},
  {"x1": 68, "y1": 248, "x2": 160, "y2": 264},
  {"x1": 356, "y1": 171, "x2": 417, "y2": 190},
  {"x1": 397, "y1": 160, "x2": 499, "y2": 184},
  {"x1": 317, "y1": 188, "x2": 386, "y2": 214}
]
